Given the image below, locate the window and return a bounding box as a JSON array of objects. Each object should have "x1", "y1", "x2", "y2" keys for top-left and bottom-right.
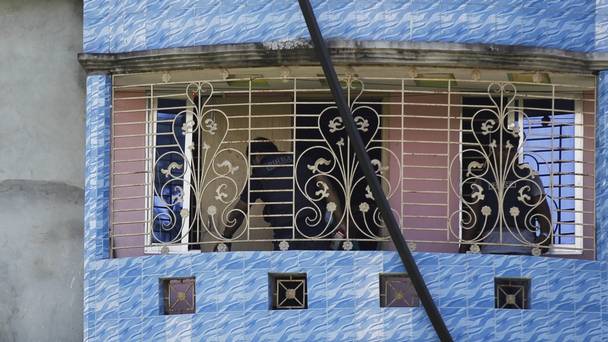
[
  {"x1": 495, "y1": 277, "x2": 530, "y2": 310},
  {"x1": 110, "y1": 69, "x2": 595, "y2": 258},
  {"x1": 161, "y1": 277, "x2": 196, "y2": 315},
  {"x1": 269, "y1": 273, "x2": 307, "y2": 310},
  {"x1": 379, "y1": 273, "x2": 419, "y2": 307}
]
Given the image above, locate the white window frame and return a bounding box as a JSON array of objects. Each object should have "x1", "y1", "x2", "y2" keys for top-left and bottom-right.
[{"x1": 144, "y1": 97, "x2": 193, "y2": 254}]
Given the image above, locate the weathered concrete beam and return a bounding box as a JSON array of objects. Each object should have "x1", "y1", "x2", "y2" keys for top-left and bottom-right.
[{"x1": 78, "y1": 40, "x2": 607, "y2": 75}]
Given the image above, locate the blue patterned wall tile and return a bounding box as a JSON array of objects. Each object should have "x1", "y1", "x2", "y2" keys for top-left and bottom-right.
[
  {"x1": 382, "y1": 308, "x2": 412, "y2": 341},
  {"x1": 243, "y1": 251, "x2": 271, "y2": 270},
  {"x1": 142, "y1": 276, "x2": 161, "y2": 317},
  {"x1": 192, "y1": 313, "x2": 221, "y2": 341},
  {"x1": 191, "y1": 253, "x2": 218, "y2": 274},
  {"x1": 521, "y1": 310, "x2": 552, "y2": 341},
  {"x1": 418, "y1": 264, "x2": 442, "y2": 304},
  {"x1": 306, "y1": 267, "x2": 327, "y2": 309},
  {"x1": 142, "y1": 256, "x2": 166, "y2": 276},
  {"x1": 494, "y1": 309, "x2": 523, "y2": 342},
  {"x1": 353, "y1": 251, "x2": 382, "y2": 267},
  {"x1": 300, "y1": 309, "x2": 327, "y2": 341},
  {"x1": 492, "y1": 255, "x2": 523, "y2": 277},
  {"x1": 441, "y1": 307, "x2": 469, "y2": 341},
  {"x1": 95, "y1": 277, "x2": 119, "y2": 321},
  {"x1": 270, "y1": 251, "x2": 300, "y2": 271},
  {"x1": 413, "y1": 252, "x2": 439, "y2": 267},
  {"x1": 119, "y1": 276, "x2": 143, "y2": 318},
  {"x1": 216, "y1": 270, "x2": 244, "y2": 312},
  {"x1": 196, "y1": 271, "x2": 219, "y2": 313},
  {"x1": 437, "y1": 252, "x2": 469, "y2": 267},
  {"x1": 163, "y1": 255, "x2": 193, "y2": 276},
  {"x1": 215, "y1": 253, "x2": 245, "y2": 271},
  {"x1": 438, "y1": 265, "x2": 467, "y2": 308},
  {"x1": 353, "y1": 265, "x2": 379, "y2": 309},
  {"x1": 325, "y1": 251, "x2": 354, "y2": 268},
  {"x1": 355, "y1": 307, "x2": 384, "y2": 342},
  {"x1": 269, "y1": 310, "x2": 303, "y2": 341},
  {"x1": 522, "y1": 267, "x2": 549, "y2": 311},
  {"x1": 602, "y1": 271, "x2": 608, "y2": 313},
  {"x1": 573, "y1": 270, "x2": 602, "y2": 313},
  {"x1": 468, "y1": 308, "x2": 495, "y2": 341},
  {"x1": 95, "y1": 319, "x2": 119, "y2": 342},
  {"x1": 119, "y1": 258, "x2": 143, "y2": 278},
  {"x1": 382, "y1": 251, "x2": 405, "y2": 272},
  {"x1": 165, "y1": 314, "x2": 193, "y2": 341},
  {"x1": 547, "y1": 271, "x2": 576, "y2": 311},
  {"x1": 410, "y1": 308, "x2": 436, "y2": 341},
  {"x1": 549, "y1": 310, "x2": 577, "y2": 340},
  {"x1": 576, "y1": 313, "x2": 602, "y2": 341},
  {"x1": 142, "y1": 316, "x2": 166, "y2": 342},
  {"x1": 597, "y1": 72, "x2": 608, "y2": 261},
  {"x1": 193, "y1": 1, "x2": 223, "y2": 46},
  {"x1": 242, "y1": 270, "x2": 267, "y2": 311},
  {"x1": 118, "y1": 318, "x2": 143, "y2": 341},
  {"x1": 326, "y1": 309, "x2": 355, "y2": 342},
  {"x1": 466, "y1": 266, "x2": 494, "y2": 309},
  {"x1": 326, "y1": 266, "x2": 355, "y2": 309},
  {"x1": 245, "y1": 311, "x2": 272, "y2": 341},
  {"x1": 298, "y1": 250, "x2": 327, "y2": 268},
  {"x1": 573, "y1": 259, "x2": 601, "y2": 272}
]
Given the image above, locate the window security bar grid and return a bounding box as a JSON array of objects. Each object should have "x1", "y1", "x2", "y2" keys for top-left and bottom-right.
[{"x1": 110, "y1": 73, "x2": 595, "y2": 258}]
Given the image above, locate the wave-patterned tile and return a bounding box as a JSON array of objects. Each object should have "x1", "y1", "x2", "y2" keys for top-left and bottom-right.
[
  {"x1": 602, "y1": 271, "x2": 608, "y2": 313},
  {"x1": 438, "y1": 265, "x2": 467, "y2": 308},
  {"x1": 142, "y1": 276, "x2": 161, "y2": 317},
  {"x1": 494, "y1": 309, "x2": 522, "y2": 341},
  {"x1": 492, "y1": 255, "x2": 523, "y2": 277},
  {"x1": 269, "y1": 310, "x2": 302, "y2": 341},
  {"x1": 576, "y1": 313, "x2": 602, "y2": 341},
  {"x1": 298, "y1": 251, "x2": 327, "y2": 268},
  {"x1": 410, "y1": 308, "x2": 436, "y2": 342},
  {"x1": 326, "y1": 309, "x2": 354, "y2": 342},
  {"x1": 354, "y1": 307, "x2": 384, "y2": 341},
  {"x1": 142, "y1": 316, "x2": 166, "y2": 342},
  {"x1": 382, "y1": 251, "x2": 404, "y2": 272},
  {"x1": 119, "y1": 276, "x2": 143, "y2": 318},
  {"x1": 197, "y1": 271, "x2": 219, "y2": 313},
  {"x1": 466, "y1": 266, "x2": 494, "y2": 309},
  {"x1": 166, "y1": 314, "x2": 193, "y2": 342},
  {"x1": 270, "y1": 251, "x2": 300, "y2": 271},
  {"x1": 95, "y1": 319, "x2": 119, "y2": 342},
  {"x1": 118, "y1": 318, "x2": 143, "y2": 341},
  {"x1": 441, "y1": 307, "x2": 468, "y2": 341},
  {"x1": 353, "y1": 265, "x2": 379, "y2": 309},
  {"x1": 573, "y1": 270, "x2": 601, "y2": 312},
  {"x1": 326, "y1": 266, "x2": 355, "y2": 309},
  {"x1": 305, "y1": 267, "x2": 327, "y2": 309},
  {"x1": 521, "y1": 310, "x2": 552, "y2": 342},
  {"x1": 548, "y1": 311, "x2": 576, "y2": 340},
  {"x1": 83, "y1": 0, "x2": 111, "y2": 52},
  {"x1": 300, "y1": 309, "x2": 327, "y2": 341},
  {"x1": 468, "y1": 308, "x2": 495, "y2": 341},
  {"x1": 243, "y1": 251, "x2": 271, "y2": 270},
  {"x1": 382, "y1": 308, "x2": 412, "y2": 342},
  {"x1": 547, "y1": 270, "x2": 576, "y2": 311},
  {"x1": 325, "y1": 251, "x2": 354, "y2": 268},
  {"x1": 192, "y1": 313, "x2": 220, "y2": 342},
  {"x1": 242, "y1": 269, "x2": 267, "y2": 311},
  {"x1": 598, "y1": 72, "x2": 608, "y2": 262},
  {"x1": 353, "y1": 251, "x2": 382, "y2": 267},
  {"x1": 216, "y1": 270, "x2": 245, "y2": 312},
  {"x1": 245, "y1": 311, "x2": 272, "y2": 341},
  {"x1": 194, "y1": 1, "x2": 223, "y2": 46},
  {"x1": 523, "y1": 267, "x2": 548, "y2": 310},
  {"x1": 162, "y1": 255, "x2": 193, "y2": 276},
  {"x1": 95, "y1": 277, "x2": 119, "y2": 321},
  {"x1": 191, "y1": 253, "x2": 218, "y2": 274},
  {"x1": 118, "y1": 0, "x2": 147, "y2": 52},
  {"x1": 119, "y1": 257, "x2": 143, "y2": 278}
]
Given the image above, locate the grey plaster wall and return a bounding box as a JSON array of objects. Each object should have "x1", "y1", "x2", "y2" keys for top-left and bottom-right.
[{"x1": 0, "y1": 0, "x2": 84, "y2": 341}]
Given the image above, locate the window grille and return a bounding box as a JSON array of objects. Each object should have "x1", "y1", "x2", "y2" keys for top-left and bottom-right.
[{"x1": 110, "y1": 69, "x2": 595, "y2": 258}]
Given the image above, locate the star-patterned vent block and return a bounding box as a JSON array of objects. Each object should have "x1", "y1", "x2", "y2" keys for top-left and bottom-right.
[
  {"x1": 269, "y1": 273, "x2": 307, "y2": 310},
  {"x1": 379, "y1": 273, "x2": 420, "y2": 308},
  {"x1": 161, "y1": 277, "x2": 196, "y2": 315},
  {"x1": 495, "y1": 277, "x2": 531, "y2": 309}
]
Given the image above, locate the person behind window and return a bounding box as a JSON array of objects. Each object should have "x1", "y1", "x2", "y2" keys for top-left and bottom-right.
[
  {"x1": 217, "y1": 137, "x2": 345, "y2": 251},
  {"x1": 458, "y1": 137, "x2": 552, "y2": 255}
]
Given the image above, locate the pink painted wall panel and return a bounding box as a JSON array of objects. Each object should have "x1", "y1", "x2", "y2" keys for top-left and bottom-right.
[{"x1": 111, "y1": 92, "x2": 147, "y2": 257}]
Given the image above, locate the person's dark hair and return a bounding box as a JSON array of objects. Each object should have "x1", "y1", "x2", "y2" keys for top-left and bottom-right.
[{"x1": 246, "y1": 137, "x2": 279, "y2": 157}]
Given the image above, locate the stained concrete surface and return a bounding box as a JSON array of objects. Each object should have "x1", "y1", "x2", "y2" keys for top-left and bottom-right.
[{"x1": 0, "y1": 0, "x2": 85, "y2": 341}]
